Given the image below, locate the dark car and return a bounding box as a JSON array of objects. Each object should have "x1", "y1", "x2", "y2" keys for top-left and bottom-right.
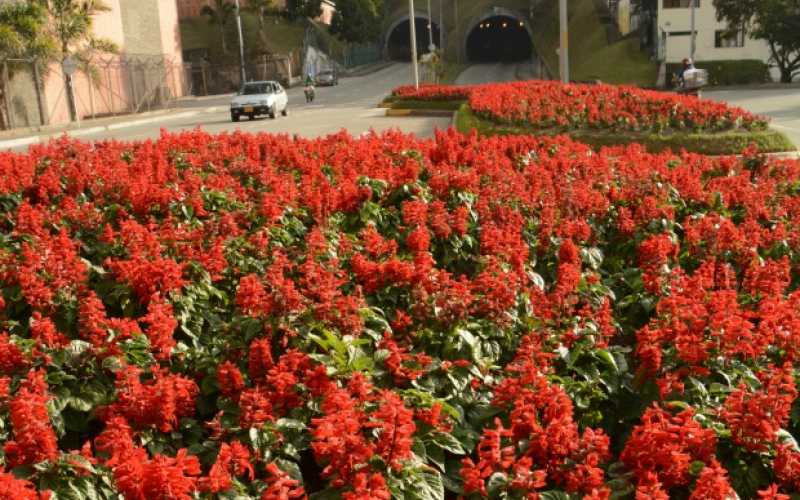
[{"x1": 316, "y1": 70, "x2": 338, "y2": 86}]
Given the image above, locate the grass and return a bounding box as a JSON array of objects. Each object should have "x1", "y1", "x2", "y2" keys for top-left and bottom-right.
[
  {"x1": 440, "y1": 62, "x2": 468, "y2": 84},
  {"x1": 455, "y1": 104, "x2": 796, "y2": 155},
  {"x1": 180, "y1": 12, "x2": 305, "y2": 62},
  {"x1": 530, "y1": 0, "x2": 657, "y2": 86}
]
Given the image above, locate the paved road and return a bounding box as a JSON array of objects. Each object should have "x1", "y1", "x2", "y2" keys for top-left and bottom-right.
[
  {"x1": 7, "y1": 64, "x2": 449, "y2": 150},
  {"x1": 705, "y1": 87, "x2": 800, "y2": 147},
  {"x1": 455, "y1": 62, "x2": 538, "y2": 85}
]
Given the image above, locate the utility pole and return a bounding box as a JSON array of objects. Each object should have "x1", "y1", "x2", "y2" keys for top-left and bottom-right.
[
  {"x1": 690, "y1": 0, "x2": 696, "y2": 60},
  {"x1": 559, "y1": 0, "x2": 569, "y2": 83},
  {"x1": 409, "y1": 0, "x2": 420, "y2": 88},
  {"x1": 427, "y1": 0, "x2": 434, "y2": 51},
  {"x1": 234, "y1": 0, "x2": 246, "y2": 85},
  {"x1": 439, "y1": 0, "x2": 444, "y2": 53}
]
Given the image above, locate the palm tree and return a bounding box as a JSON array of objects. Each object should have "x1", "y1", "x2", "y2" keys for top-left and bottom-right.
[
  {"x1": 35, "y1": 0, "x2": 118, "y2": 121},
  {"x1": 202, "y1": 0, "x2": 236, "y2": 55},
  {"x1": 245, "y1": 0, "x2": 278, "y2": 55},
  {"x1": 0, "y1": 1, "x2": 54, "y2": 129}
]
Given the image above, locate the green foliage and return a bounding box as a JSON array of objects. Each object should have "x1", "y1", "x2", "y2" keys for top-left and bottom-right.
[
  {"x1": 713, "y1": 0, "x2": 800, "y2": 83},
  {"x1": 666, "y1": 59, "x2": 771, "y2": 87},
  {"x1": 285, "y1": 0, "x2": 322, "y2": 21},
  {"x1": 329, "y1": 0, "x2": 383, "y2": 44},
  {"x1": 201, "y1": 0, "x2": 236, "y2": 54}
]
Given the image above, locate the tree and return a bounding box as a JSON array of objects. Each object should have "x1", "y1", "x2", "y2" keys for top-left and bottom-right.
[
  {"x1": 202, "y1": 0, "x2": 235, "y2": 55},
  {"x1": 0, "y1": 1, "x2": 54, "y2": 129},
  {"x1": 285, "y1": 0, "x2": 322, "y2": 21},
  {"x1": 713, "y1": 0, "x2": 800, "y2": 83},
  {"x1": 36, "y1": 0, "x2": 118, "y2": 121},
  {"x1": 329, "y1": 0, "x2": 383, "y2": 44},
  {"x1": 246, "y1": 0, "x2": 278, "y2": 54}
]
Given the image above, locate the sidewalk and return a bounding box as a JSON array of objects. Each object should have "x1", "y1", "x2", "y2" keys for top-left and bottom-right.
[{"x1": 0, "y1": 104, "x2": 227, "y2": 150}]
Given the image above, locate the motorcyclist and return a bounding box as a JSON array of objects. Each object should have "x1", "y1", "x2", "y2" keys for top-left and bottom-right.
[
  {"x1": 304, "y1": 73, "x2": 315, "y2": 103},
  {"x1": 678, "y1": 58, "x2": 694, "y2": 88}
]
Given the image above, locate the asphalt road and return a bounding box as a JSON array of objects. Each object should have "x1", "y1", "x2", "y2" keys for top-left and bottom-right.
[
  {"x1": 455, "y1": 62, "x2": 538, "y2": 85},
  {"x1": 12, "y1": 63, "x2": 449, "y2": 148},
  {"x1": 705, "y1": 87, "x2": 800, "y2": 147}
]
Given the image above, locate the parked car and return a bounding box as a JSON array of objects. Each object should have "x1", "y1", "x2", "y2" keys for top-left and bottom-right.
[
  {"x1": 316, "y1": 70, "x2": 339, "y2": 86},
  {"x1": 230, "y1": 81, "x2": 288, "y2": 122}
]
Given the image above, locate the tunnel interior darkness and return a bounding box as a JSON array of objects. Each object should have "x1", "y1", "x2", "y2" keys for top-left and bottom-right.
[
  {"x1": 387, "y1": 18, "x2": 441, "y2": 61},
  {"x1": 466, "y1": 16, "x2": 533, "y2": 63}
]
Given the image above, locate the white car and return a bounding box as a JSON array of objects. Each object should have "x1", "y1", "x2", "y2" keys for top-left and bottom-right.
[{"x1": 230, "y1": 81, "x2": 288, "y2": 122}]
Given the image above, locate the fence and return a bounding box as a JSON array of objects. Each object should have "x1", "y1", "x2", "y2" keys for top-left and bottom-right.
[
  {"x1": 1, "y1": 53, "x2": 190, "y2": 130},
  {"x1": 186, "y1": 50, "x2": 302, "y2": 96},
  {"x1": 304, "y1": 21, "x2": 383, "y2": 72}
]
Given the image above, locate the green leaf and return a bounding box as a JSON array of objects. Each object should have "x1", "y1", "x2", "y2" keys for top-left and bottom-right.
[
  {"x1": 430, "y1": 431, "x2": 466, "y2": 455},
  {"x1": 539, "y1": 491, "x2": 571, "y2": 500}
]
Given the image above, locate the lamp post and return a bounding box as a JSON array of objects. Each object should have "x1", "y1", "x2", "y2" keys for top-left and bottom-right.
[
  {"x1": 690, "y1": 0, "x2": 696, "y2": 60},
  {"x1": 409, "y1": 0, "x2": 420, "y2": 88},
  {"x1": 559, "y1": 0, "x2": 569, "y2": 83},
  {"x1": 234, "y1": 0, "x2": 246, "y2": 84},
  {"x1": 427, "y1": 0, "x2": 434, "y2": 51}
]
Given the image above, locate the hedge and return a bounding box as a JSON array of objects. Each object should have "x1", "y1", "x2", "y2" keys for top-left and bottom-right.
[{"x1": 666, "y1": 59, "x2": 771, "y2": 88}]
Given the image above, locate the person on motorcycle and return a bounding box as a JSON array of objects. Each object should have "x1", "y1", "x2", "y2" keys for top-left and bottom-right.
[
  {"x1": 678, "y1": 58, "x2": 694, "y2": 88},
  {"x1": 304, "y1": 73, "x2": 315, "y2": 103}
]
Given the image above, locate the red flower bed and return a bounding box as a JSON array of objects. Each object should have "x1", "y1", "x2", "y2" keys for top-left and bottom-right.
[
  {"x1": 392, "y1": 81, "x2": 767, "y2": 132},
  {"x1": 0, "y1": 130, "x2": 799, "y2": 498},
  {"x1": 391, "y1": 84, "x2": 473, "y2": 101}
]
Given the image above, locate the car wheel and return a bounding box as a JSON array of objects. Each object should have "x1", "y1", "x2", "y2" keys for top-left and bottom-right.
[
  {"x1": 248, "y1": 114, "x2": 255, "y2": 120},
  {"x1": 231, "y1": 113, "x2": 240, "y2": 122},
  {"x1": 281, "y1": 107, "x2": 288, "y2": 117},
  {"x1": 269, "y1": 106, "x2": 276, "y2": 119}
]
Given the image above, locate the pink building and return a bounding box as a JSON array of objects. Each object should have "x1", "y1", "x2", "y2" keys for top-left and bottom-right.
[{"x1": 40, "y1": 0, "x2": 187, "y2": 125}]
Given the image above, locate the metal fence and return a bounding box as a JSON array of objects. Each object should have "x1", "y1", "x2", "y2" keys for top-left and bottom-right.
[
  {"x1": 186, "y1": 51, "x2": 302, "y2": 96},
  {"x1": 1, "y1": 53, "x2": 190, "y2": 130}
]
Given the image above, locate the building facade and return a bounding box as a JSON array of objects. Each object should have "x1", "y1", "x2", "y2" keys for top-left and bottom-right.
[
  {"x1": 655, "y1": 0, "x2": 772, "y2": 66},
  {"x1": 4, "y1": 0, "x2": 187, "y2": 128}
]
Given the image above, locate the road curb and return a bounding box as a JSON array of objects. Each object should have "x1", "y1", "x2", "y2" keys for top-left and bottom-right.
[{"x1": 0, "y1": 105, "x2": 228, "y2": 149}]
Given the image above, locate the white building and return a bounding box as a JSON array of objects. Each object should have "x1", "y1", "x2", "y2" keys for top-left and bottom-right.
[{"x1": 656, "y1": 0, "x2": 774, "y2": 72}]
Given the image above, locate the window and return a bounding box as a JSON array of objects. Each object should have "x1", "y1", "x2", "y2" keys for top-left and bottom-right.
[
  {"x1": 663, "y1": 0, "x2": 699, "y2": 8},
  {"x1": 715, "y1": 29, "x2": 745, "y2": 48}
]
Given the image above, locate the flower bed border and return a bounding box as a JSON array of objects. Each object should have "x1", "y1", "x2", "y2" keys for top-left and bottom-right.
[{"x1": 454, "y1": 103, "x2": 796, "y2": 155}]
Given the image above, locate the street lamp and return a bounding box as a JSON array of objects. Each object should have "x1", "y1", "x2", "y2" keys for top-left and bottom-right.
[
  {"x1": 559, "y1": 0, "x2": 569, "y2": 83},
  {"x1": 427, "y1": 0, "x2": 434, "y2": 51},
  {"x1": 690, "y1": 0, "x2": 696, "y2": 60},
  {"x1": 408, "y1": 0, "x2": 420, "y2": 88},
  {"x1": 234, "y1": 0, "x2": 246, "y2": 85}
]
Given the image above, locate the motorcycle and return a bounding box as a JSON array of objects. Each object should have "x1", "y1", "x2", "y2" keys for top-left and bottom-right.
[
  {"x1": 673, "y1": 67, "x2": 708, "y2": 98},
  {"x1": 304, "y1": 85, "x2": 315, "y2": 103}
]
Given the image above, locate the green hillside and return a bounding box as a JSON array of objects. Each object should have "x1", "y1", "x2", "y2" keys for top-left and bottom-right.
[{"x1": 530, "y1": 0, "x2": 657, "y2": 85}]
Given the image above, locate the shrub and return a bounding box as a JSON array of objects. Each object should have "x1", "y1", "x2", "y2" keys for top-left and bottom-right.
[{"x1": 666, "y1": 59, "x2": 771, "y2": 88}]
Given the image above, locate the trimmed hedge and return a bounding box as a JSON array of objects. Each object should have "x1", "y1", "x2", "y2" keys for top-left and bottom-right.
[
  {"x1": 666, "y1": 59, "x2": 771, "y2": 88},
  {"x1": 455, "y1": 104, "x2": 796, "y2": 155}
]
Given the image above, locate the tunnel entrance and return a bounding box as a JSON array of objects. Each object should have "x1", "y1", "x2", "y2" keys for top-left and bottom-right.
[
  {"x1": 466, "y1": 15, "x2": 533, "y2": 63},
  {"x1": 386, "y1": 17, "x2": 441, "y2": 61}
]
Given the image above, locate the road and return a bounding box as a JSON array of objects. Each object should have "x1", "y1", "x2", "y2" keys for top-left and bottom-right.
[
  {"x1": 455, "y1": 62, "x2": 539, "y2": 85},
  {"x1": 705, "y1": 87, "x2": 800, "y2": 147},
  {"x1": 6, "y1": 64, "x2": 449, "y2": 149}
]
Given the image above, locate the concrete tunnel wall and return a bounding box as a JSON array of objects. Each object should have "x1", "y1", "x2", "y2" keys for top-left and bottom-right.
[{"x1": 382, "y1": 0, "x2": 542, "y2": 63}]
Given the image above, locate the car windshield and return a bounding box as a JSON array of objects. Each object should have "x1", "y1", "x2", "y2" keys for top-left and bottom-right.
[
  {"x1": 319, "y1": 72, "x2": 333, "y2": 77},
  {"x1": 242, "y1": 83, "x2": 272, "y2": 95}
]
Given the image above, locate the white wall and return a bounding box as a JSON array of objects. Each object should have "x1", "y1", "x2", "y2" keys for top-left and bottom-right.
[{"x1": 657, "y1": 1, "x2": 772, "y2": 65}]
